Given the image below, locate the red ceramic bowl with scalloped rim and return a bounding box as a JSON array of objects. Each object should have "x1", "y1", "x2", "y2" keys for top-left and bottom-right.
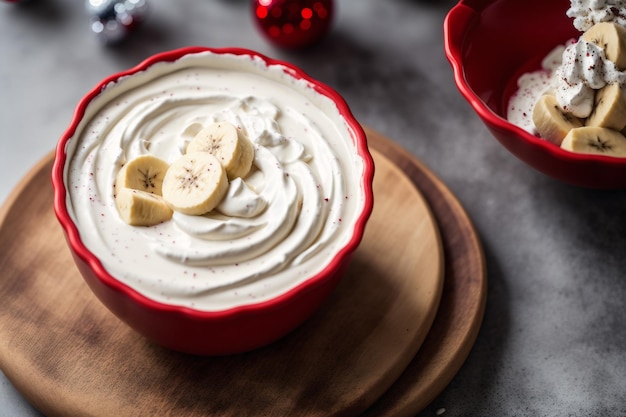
[
  {"x1": 445, "y1": 0, "x2": 626, "y2": 188},
  {"x1": 52, "y1": 46, "x2": 374, "y2": 355}
]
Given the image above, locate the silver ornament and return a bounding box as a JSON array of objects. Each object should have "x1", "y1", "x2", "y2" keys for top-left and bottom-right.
[{"x1": 86, "y1": 0, "x2": 148, "y2": 44}]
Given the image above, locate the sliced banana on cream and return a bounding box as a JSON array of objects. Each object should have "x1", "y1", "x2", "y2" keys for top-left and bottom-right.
[
  {"x1": 114, "y1": 123, "x2": 258, "y2": 224},
  {"x1": 186, "y1": 121, "x2": 255, "y2": 180},
  {"x1": 561, "y1": 126, "x2": 626, "y2": 157},
  {"x1": 532, "y1": 94, "x2": 584, "y2": 145},
  {"x1": 582, "y1": 22, "x2": 626, "y2": 70},
  {"x1": 162, "y1": 152, "x2": 229, "y2": 216},
  {"x1": 115, "y1": 154, "x2": 170, "y2": 196},
  {"x1": 585, "y1": 82, "x2": 626, "y2": 130},
  {"x1": 115, "y1": 188, "x2": 173, "y2": 226}
]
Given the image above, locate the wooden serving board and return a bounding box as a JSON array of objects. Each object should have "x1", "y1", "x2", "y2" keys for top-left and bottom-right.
[
  {"x1": 363, "y1": 128, "x2": 487, "y2": 416},
  {"x1": 0, "y1": 128, "x2": 455, "y2": 417}
]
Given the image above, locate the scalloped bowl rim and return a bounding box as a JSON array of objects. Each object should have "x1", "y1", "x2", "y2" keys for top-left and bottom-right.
[
  {"x1": 443, "y1": 0, "x2": 626, "y2": 169},
  {"x1": 52, "y1": 46, "x2": 375, "y2": 322}
]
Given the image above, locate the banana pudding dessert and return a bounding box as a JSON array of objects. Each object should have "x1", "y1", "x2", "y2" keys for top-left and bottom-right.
[
  {"x1": 507, "y1": 0, "x2": 626, "y2": 157},
  {"x1": 63, "y1": 50, "x2": 369, "y2": 312}
]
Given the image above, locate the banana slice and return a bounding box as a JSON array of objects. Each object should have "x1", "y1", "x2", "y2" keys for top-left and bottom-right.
[
  {"x1": 116, "y1": 155, "x2": 170, "y2": 196},
  {"x1": 162, "y1": 152, "x2": 229, "y2": 215},
  {"x1": 186, "y1": 121, "x2": 254, "y2": 179},
  {"x1": 532, "y1": 94, "x2": 584, "y2": 145},
  {"x1": 582, "y1": 22, "x2": 626, "y2": 70},
  {"x1": 561, "y1": 126, "x2": 626, "y2": 157},
  {"x1": 585, "y1": 83, "x2": 626, "y2": 130},
  {"x1": 115, "y1": 188, "x2": 173, "y2": 226}
]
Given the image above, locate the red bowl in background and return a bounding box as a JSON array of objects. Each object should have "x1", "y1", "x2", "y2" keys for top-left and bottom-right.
[
  {"x1": 52, "y1": 46, "x2": 375, "y2": 355},
  {"x1": 444, "y1": 0, "x2": 626, "y2": 188}
]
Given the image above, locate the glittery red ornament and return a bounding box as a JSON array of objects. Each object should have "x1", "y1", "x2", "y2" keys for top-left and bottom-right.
[{"x1": 252, "y1": 0, "x2": 334, "y2": 49}]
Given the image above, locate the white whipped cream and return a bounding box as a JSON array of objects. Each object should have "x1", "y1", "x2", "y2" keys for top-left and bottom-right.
[
  {"x1": 556, "y1": 38, "x2": 626, "y2": 117},
  {"x1": 64, "y1": 51, "x2": 368, "y2": 311},
  {"x1": 567, "y1": 0, "x2": 626, "y2": 31},
  {"x1": 507, "y1": 46, "x2": 563, "y2": 134},
  {"x1": 508, "y1": 1, "x2": 626, "y2": 131}
]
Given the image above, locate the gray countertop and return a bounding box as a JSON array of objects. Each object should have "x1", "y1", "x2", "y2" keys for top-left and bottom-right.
[{"x1": 1, "y1": 0, "x2": 625, "y2": 416}]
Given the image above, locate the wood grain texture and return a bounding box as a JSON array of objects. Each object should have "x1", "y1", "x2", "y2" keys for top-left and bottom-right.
[
  {"x1": 0, "y1": 129, "x2": 448, "y2": 417},
  {"x1": 364, "y1": 127, "x2": 487, "y2": 416}
]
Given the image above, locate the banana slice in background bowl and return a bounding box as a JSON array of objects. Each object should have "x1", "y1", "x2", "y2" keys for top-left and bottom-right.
[{"x1": 445, "y1": 0, "x2": 626, "y2": 188}]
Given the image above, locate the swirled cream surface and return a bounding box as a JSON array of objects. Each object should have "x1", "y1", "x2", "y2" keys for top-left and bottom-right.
[{"x1": 64, "y1": 51, "x2": 367, "y2": 311}]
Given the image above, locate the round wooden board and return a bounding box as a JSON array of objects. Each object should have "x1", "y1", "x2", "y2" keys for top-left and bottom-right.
[
  {"x1": 0, "y1": 129, "x2": 448, "y2": 417},
  {"x1": 364, "y1": 127, "x2": 487, "y2": 416}
]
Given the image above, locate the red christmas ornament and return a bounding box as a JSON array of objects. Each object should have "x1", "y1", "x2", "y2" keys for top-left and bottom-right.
[{"x1": 252, "y1": 0, "x2": 334, "y2": 49}]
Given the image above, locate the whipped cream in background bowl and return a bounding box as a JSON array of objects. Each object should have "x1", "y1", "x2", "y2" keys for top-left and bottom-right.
[
  {"x1": 52, "y1": 46, "x2": 375, "y2": 355},
  {"x1": 445, "y1": 0, "x2": 626, "y2": 188}
]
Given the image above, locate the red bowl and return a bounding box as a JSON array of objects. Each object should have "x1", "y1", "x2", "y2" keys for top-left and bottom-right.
[
  {"x1": 444, "y1": 0, "x2": 626, "y2": 188},
  {"x1": 52, "y1": 46, "x2": 375, "y2": 355}
]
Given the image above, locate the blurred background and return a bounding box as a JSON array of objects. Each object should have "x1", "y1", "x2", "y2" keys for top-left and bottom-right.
[{"x1": 1, "y1": 1, "x2": 625, "y2": 416}]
